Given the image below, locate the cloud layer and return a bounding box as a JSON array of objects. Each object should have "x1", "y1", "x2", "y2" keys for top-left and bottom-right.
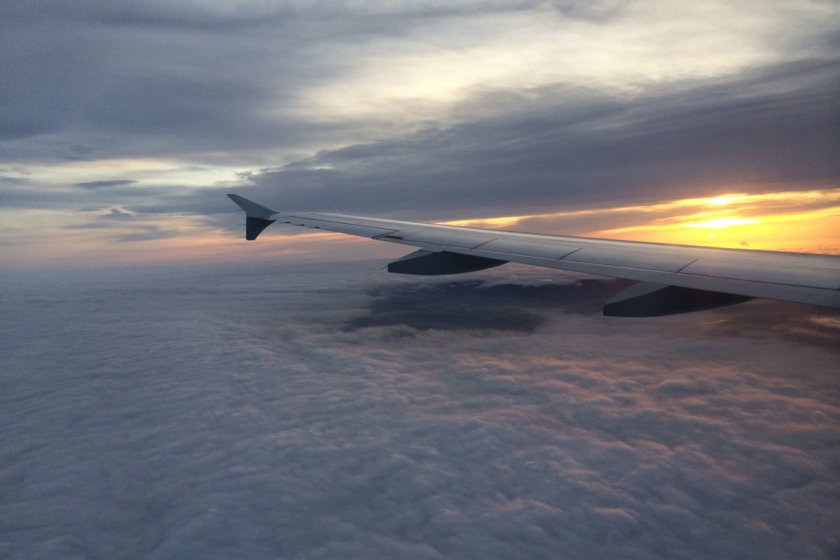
[{"x1": 2, "y1": 262, "x2": 838, "y2": 559}]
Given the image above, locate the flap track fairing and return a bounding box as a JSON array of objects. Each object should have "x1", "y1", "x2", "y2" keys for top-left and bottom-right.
[
  {"x1": 388, "y1": 249, "x2": 507, "y2": 276},
  {"x1": 604, "y1": 282, "x2": 753, "y2": 317}
]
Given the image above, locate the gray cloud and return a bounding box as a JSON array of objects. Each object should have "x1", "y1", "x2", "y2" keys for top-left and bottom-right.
[
  {"x1": 115, "y1": 224, "x2": 178, "y2": 242},
  {"x1": 0, "y1": 0, "x2": 542, "y2": 152},
  {"x1": 24, "y1": 59, "x2": 832, "y2": 230},
  {"x1": 101, "y1": 207, "x2": 134, "y2": 219},
  {"x1": 74, "y1": 180, "x2": 136, "y2": 189},
  {"x1": 2, "y1": 0, "x2": 836, "y2": 168},
  {"x1": 234, "y1": 61, "x2": 840, "y2": 220},
  {"x1": 0, "y1": 182, "x2": 192, "y2": 212}
]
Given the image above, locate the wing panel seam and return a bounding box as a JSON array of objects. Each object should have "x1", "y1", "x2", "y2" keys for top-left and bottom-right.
[{"x1": 675, "y1": 259, "x2": 698, "y2": 273}]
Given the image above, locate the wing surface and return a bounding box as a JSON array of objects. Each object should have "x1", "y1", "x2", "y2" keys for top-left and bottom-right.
[{"x1": 228, "y1": 195, "x2": 840, "y2": 311}]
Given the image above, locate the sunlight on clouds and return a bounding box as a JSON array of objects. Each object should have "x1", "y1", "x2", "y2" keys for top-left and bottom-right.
[
  {"x1": 706, "y1": 195, "x2": 749, "y2": 206},
  {"x1": 596, "y1": 191, "x2": 840, "y2": 252},
  {"x1": 810, "y1": 316, "x2": 840, "y2": 329},
  {"x1": 444, "y1": 188, "x2": 840, "y2": 254},
  {"x1": 684, "y1": 218, "x2": 758, "y2": 229},
  {"x1": 10, "y1": 159, "x2": 251, "y2": 190},
  {"x1": 283, "y1": 1, "x2": 834, "y2": 126}
]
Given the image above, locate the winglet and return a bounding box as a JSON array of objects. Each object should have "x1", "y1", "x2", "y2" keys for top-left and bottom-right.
[{"x1": 227, "y1": 194, "x2": 279, "y2": 240}]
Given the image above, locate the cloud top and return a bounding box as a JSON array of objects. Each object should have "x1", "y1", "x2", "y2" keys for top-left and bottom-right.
[{"x1": 1, "y1": 263, "x2": 838, "y2": 558}]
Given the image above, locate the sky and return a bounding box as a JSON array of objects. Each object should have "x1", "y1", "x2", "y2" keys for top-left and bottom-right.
[{"x1": 1, "y1": 0, "x2": 839, "y2": 270}]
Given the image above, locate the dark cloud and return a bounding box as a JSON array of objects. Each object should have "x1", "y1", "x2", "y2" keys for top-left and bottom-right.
[
  {"x1": 345, "y1": 278, "x2": 634, "y2": 332},
  {"x1": 345, "y1": 275, "x2": 840, "y2": 353},
  {"x1": 1, "y1": 0, "x2": 526, "y2": 32},
  {"x1": 0, "y1": 2, "x2": 292, "y2": 146},
  {"x1": 74, "y1": 179, "x2": 136, "y2": 189},
  {"x1": 0, "y1": 0, "x2": 536, "y2": 151}
]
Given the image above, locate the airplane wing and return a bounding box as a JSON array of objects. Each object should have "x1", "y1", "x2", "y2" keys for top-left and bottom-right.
[{"x1": 227, "y1": 194, "x2": 840, "y2": 317}]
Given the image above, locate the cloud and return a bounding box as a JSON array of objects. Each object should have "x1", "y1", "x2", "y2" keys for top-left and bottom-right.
[
  {"x1": 2, "y1": 0, "x2": 837, "y2": 161},
  {"x1": 101, "y1": 207, "x2": 134, "y2": 219},
  {"x1": 74, "y1": 180, "x2": 136, "y2": 189},
  {"x1": 344, "y1": 278, "x2": 635, "y2": 332},
  {"x1": 232, "y1": 61, "x2": 840, "y2": 220},
  {"x1": 1, "y1": 262, "x2": 837, "y2": 559},
  {"x1": 114, "y1": 224, "x2": 178, "y2": 242},
  {"x1": 0, "y1": 181, "x2": 192, "y2": 212},
  {"x1": 27, "y1": 59, "x2": 829, "y2": 228}
]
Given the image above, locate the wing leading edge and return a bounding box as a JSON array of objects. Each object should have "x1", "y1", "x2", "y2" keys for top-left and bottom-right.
[{"x1": 227, "y1": 194, "x2": 840, "y2": 316}]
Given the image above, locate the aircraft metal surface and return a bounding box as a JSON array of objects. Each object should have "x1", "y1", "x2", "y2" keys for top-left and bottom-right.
[{"x1": 228, "y1": 194, "x2": 840, "y2": 317}]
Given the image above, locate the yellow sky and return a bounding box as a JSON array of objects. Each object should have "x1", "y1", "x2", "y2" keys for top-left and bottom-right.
[{"x1": 444, "y1": 187, "x2": 840, "y2": 255}]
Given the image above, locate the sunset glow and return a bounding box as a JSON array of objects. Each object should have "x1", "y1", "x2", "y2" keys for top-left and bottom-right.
[
  {"x1": 443, "y1": 188, "x2": 840, "y2": 254},
  {"x1": 4, "y1": 186, "x2": 836, "y2": 272}
]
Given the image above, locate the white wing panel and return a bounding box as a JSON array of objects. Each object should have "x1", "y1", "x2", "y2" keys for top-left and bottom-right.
[
  {"x1": 681, "y1": 261, "x2": 840, "y2": 290},
  {"x1": 299, "y1": 216, "x2": 370, "y2": 226},
  {"x1": 282, "y1": 216, "x2": 397, "y2": 238},
  {"x1": 479, "y1": 239, "x2": 580, "y2": 260},
  {"x1": 563, "y1": 249, "x2": 695, "y2": 273},
  {"x1": 402, "y1": 230, "x2": 497, "y2": 249},
  {"x1": 463, "y1": 245, "x2": 840, "y2": 308},
  {"x1": 324, "y1": 223, "x2": 398, "y2": 237}
]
